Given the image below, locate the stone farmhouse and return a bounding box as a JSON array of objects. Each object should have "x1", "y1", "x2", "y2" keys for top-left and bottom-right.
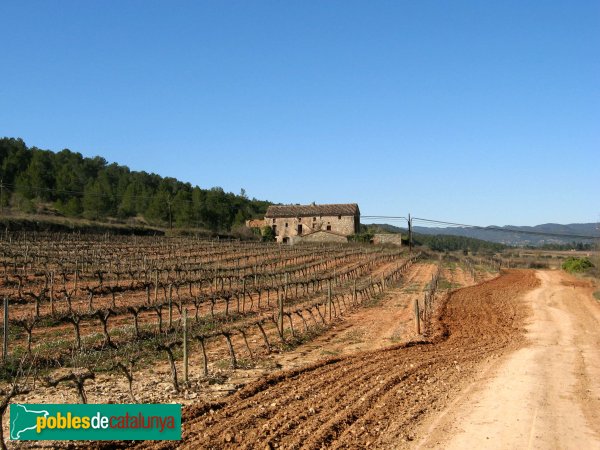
[{"x1": 264, "y1": 203, "x2": 360, "y2": 244}]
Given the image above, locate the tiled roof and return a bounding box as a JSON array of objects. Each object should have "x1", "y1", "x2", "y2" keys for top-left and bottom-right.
[{"x1": 265, "y1": 203, "x2": 360, "y2": 218}]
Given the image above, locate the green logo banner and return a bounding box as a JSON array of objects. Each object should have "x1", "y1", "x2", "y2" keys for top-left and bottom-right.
[{"x1": 10, "y1": 404, "x2": 181, "y2": 441}]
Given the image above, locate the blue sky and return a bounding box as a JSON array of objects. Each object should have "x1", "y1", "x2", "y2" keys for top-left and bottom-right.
[{"x1": 1, "y1": 1, "x2": 598, "y2": 226}]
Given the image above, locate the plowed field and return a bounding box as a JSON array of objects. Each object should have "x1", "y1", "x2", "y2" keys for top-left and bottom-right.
[{"x1": 123, "y1": 269, "x2": 538, "y2": 449}]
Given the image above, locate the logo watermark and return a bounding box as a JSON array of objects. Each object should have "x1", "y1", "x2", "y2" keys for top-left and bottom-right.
[{"x1": 10, "y1": 404, "x2": 181, "y2": 441}]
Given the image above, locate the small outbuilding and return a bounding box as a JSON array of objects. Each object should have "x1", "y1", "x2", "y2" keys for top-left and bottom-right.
[{"x1": 245, "y1": 219, "x2": 266, "y2": 229}]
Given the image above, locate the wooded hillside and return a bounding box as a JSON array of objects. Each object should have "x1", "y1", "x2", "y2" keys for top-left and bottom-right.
[{"x1": 0, "y1": 138, "x2": 270, "y2": 231}]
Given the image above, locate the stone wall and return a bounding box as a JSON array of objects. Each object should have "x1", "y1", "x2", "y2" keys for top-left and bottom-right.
[
  {"x1": 372, "y1": 233, "x2": 403, "y2": 246},
  {"x1": 296, "y1": 230, "x2": 348, "y2": 243},
  {"x1": 268, "y1": 214, "x2": 357, "y2": 243}
]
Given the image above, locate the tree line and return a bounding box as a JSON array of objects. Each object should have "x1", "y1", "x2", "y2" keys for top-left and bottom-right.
[
  {"x1": 413, "y1": 233, "x2": 506, "y2": 253},
  {"x1": 413, "y1": 233, "x2": 507, "y2": 253},
  {"x1": 0, "y1": 137, "x2": 270, "y2": 231},
  {"x1": 531, "y1": 242, "x2": 594, "y2": 251}
]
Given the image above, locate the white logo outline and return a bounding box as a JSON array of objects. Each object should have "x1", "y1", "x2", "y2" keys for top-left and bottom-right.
[{"x1": 10, "y1": 404, "x2": 49, "y2": 440}]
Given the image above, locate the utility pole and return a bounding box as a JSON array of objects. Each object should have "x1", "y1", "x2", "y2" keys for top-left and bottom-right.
[
  {"x1": 596, "y1": 215, "x2": 600, "y2": 270},
  {"x1": 0, "y1": 178, "x2": 4, "y2": 214},
  {"x1": 408, "y1": 213, "x2": 413, "y2": 254},
  {"x1": 166, "y1": 196, "x2": 173, "y2": 229}
]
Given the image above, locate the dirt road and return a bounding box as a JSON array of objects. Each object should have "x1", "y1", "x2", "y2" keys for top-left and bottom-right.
[
  {"x1": 121, "y1": 269, "x2": 538, "y2": 450},
  {"x1": 418, "y1": 270, "x2": 600, "y2": 449}
]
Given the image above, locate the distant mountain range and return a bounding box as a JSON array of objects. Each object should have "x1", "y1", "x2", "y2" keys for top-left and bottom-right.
[{"x1": 367, "y1": 222, "x2": 599, "y2": 246}]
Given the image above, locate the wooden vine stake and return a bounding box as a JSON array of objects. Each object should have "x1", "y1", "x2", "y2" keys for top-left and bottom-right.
[
  {"x1": 278, "y1": 292, "x2": 284, "y2": 338},
  {"x1": 50, "y1": 271, "x2": 55, "y2": 315},
  {"x1": 327, "y1": 279, "x2": 332, "y2": 321},
  {"x1": 154, "y1": 270, "x2": 159, "y2": 303},
  {"x1": 414, "y1": 298, "x2": 421, "y2": 335},
  {"x1": 2, "y1": 297, "x2": 7, "y2": 362},
  {"x1": 182, "y1": 308, "x2": 188, "y2": 384},
  {"x1": 168, "y1": 284, "x2": 173, "y2": 330}
]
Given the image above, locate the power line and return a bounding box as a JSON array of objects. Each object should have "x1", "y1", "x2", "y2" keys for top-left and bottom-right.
[
  {"x1": 362, "y1": 215, "x2": 599, "y2": 240},
  {"x1": 412, "y1": 217, "x2": 599, "y2": 240},
  {"x1": 362, "y1": 215, "x2": 408, "y2": 221}
]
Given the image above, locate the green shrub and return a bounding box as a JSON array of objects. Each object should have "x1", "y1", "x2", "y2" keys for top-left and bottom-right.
[
  {"x1": 349, "y1": 232, "x2": 374, "y2": 243},
  {"x1": 562, "y1": 257, "x2": 594, "y2": 273},
  {"x1": 261, "y1": 226, "x2": 275, "y2": 242}
]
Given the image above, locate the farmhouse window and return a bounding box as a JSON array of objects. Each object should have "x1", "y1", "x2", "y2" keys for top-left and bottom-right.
[
  {"x1": 297, "y1": 224, "x2": 303, "y2": 234},
  {"x1": 327, "y1": 225, "x2": 331, "y2": 231}
]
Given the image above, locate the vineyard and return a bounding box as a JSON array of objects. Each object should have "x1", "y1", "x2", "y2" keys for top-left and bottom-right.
[
  {"x1": 3, "y1": 230, "x2": 561, "y2": 450},
  {"x1": 0, "y1": 232, "x2": 427, "y2": 410}
]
